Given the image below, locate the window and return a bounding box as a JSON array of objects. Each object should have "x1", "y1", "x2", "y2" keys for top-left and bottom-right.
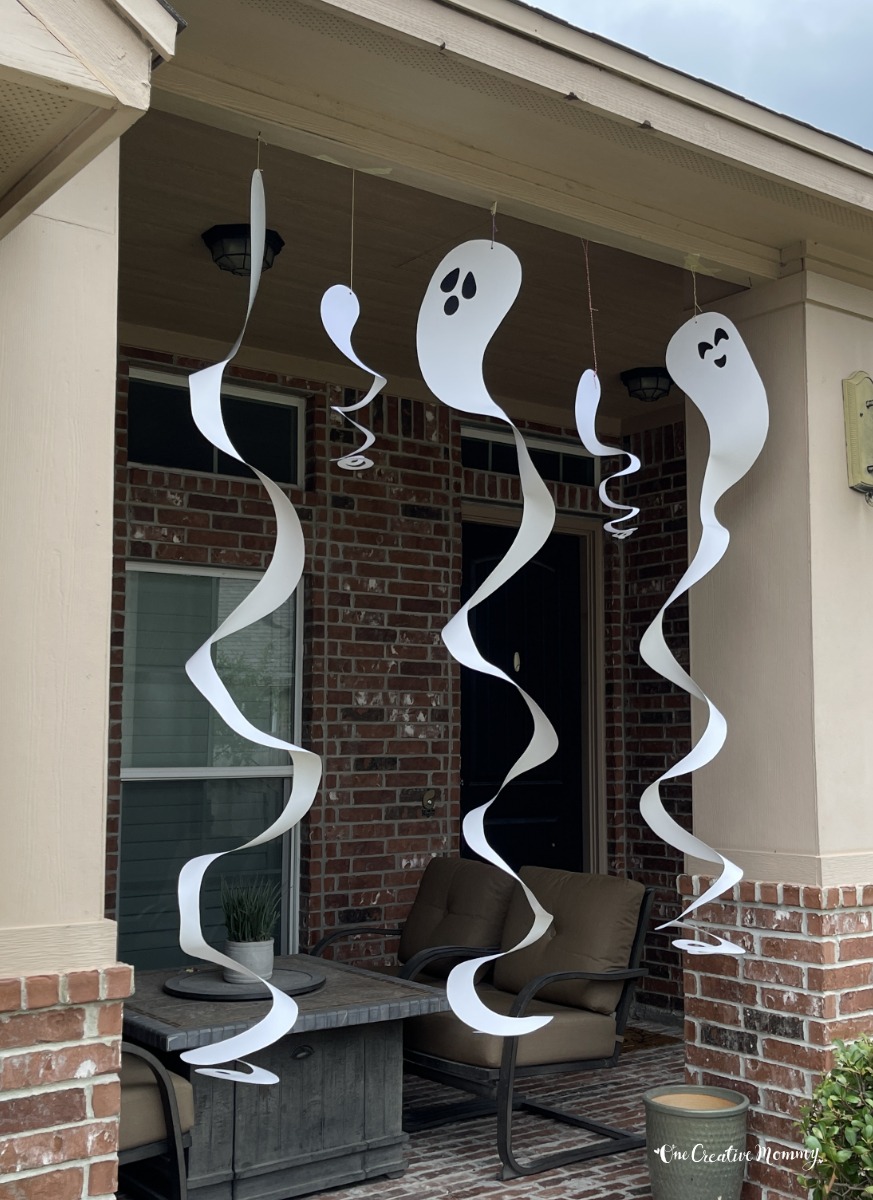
[
  {"x1": 118, "y1": 563, "x2": 301, "y2": 970},
  {"x1": 460, "y1": 424, "x2": 597, "y2": 488},
  {"x1": 127, "y1": 368, "x2": 305, "y2": 486}
]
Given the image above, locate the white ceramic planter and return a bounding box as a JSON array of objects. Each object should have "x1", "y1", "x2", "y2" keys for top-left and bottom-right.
[{"x1": 223, "y1": 939, "x2": 275, "y2": 984}]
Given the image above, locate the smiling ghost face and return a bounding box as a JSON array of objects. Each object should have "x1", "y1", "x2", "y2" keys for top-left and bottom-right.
[
  {"x1": 666, "y1": 312, "x2": 769, "y2": 481},
  {"x1": 416, "y1": 239, "x2": 522, "y2": 419}
]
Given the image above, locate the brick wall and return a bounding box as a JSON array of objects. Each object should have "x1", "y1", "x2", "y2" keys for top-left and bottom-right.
[
  {"x1": 682, "y1": 874, "x2": 873, "y2": 1200},
  {"x1": 108, "y1": 347, "x2": 690, "y2": 1005},
  {"x1": 0, "y1": 966, "x2": 132, "y2": 1200},
  {"x1": 611, "y1": 423, "x2": 690, "y2": 1014}
]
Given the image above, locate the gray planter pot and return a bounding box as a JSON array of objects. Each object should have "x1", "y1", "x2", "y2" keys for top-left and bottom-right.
[
  {"x1": 645, "y1": 1084, "x2": 750, "y2": 1200},
  {"x1": 223, "y1": 939, "x2": 275, "y2": 984}
]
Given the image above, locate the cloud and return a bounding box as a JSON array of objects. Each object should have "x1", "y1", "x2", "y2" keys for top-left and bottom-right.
[{"x1": 529, "y1": 0, "x2": 873, "y2": 147}]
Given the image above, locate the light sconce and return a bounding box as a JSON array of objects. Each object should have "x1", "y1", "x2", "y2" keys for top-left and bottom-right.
[
  {"x1": 201, "y1": 224, "x2": 285, "y2": 277},
  {"x1": 620, "y1": 366, "x2": 673, "y2": 403}
]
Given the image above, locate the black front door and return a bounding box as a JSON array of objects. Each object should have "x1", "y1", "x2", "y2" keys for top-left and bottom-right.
[{"x1": 460, "y1": 521, "x2": 589, "y2": 872}]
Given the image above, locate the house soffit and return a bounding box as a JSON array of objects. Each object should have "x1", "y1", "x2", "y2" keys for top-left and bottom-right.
[
  {"x1": 0, "y1": 0, "x2": 178, "y2": 240},
  {"x1": 151, "y1": 0, "x2": 873, "y2": 288}
]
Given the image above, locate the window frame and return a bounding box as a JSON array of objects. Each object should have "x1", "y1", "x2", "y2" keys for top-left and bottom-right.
[
  {"x1": 119, "y1": 560, "x2": 304, "y2": 955},
  {"x1": 127, "y1": 366, "x2": 307, "y2": 488}
]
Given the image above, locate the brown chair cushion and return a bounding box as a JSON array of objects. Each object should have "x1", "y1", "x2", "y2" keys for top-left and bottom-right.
[
  {"x1": 119, "y1": 1054, "x2": 195, "y2": 1152},
  {"x1": 404, "y1": 984, "x2": 617, "y2": 1067},
  {"x1": 492, "y1": 867, "x2": 646, "y2": 1016},
  {"x1": 398, "y1": 857, "x2": 516, "y2": 978}
]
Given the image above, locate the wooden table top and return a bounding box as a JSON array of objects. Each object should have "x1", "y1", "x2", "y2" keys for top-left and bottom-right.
[{"x1": 123, "y1": 955, "x2": 449, "y2": 1051}]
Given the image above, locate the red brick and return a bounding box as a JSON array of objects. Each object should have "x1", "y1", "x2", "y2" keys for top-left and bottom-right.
[
  {"x1": 0, "y1": 1008, "x2": 85, "y2": 1050},
  {"x1": 0, "y1": 1042, "x2": 119, "y2": 1089},
  {"x1": 24, "y1": 976, "x2": 60, "y2": 1010},
  {"x1": 759, "y1": 936, "x2": 835, "y2": 964},
  {"x1": 807, "y1": 963, "x2": 873, "y2": 991},
  {"x1": 0, "y1": 1087, "x2": 87, "y2": 1135},
  {"x1": 102, "y1": 965, "x2": 133, "y2": 1000},
  {"x1": 838, "y1": 986, "x2": 873, "y2": 1014},
  {"x1": 96, "y1": 1003, "x2": 122, "y2": 1036},
  {"x1": 66, "y1": 971, "x2": 100, "y2": 1003},
  {"x1": 91, "y1": 1081, "x2": 120, "y2": 1119},
  {"x1": 0, "y1": 1166, "x2": 86, "y2": 1199},
  {"x1": 761, "y1": 1038, "x2": 830, "y2": 1071},
  {"x1": 0, "y1": 979, "x2": 22, "y2": 1013},
  {"x1": 87, "y1": 1158, "x2": 118, "y2": 1196},
  {"x1": 743, "y1": 960, "x2": 804, "y2": 988}
]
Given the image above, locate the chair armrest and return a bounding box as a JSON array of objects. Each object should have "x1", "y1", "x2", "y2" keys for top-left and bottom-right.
[
  {"x1": 398, "y1": 944, "x2": 499, "y2": 981},
  {"x1": 310, "y1": 923, "x2": 403, "y2": 956},
  {"x1": 509, "y1": 967, "x2": 648, "y2": 1017},
  {"x1": 121, "y1": 1041, "x2": 188, "y2": 1157}
]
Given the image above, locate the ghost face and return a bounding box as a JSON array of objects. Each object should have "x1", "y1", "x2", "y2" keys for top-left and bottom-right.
[
  {"x1": 666, "y1": 313, "x2": 769, "y2": 483},
  {"x1": 416, "y1": 239, "x2": 522, "y2": 419}
]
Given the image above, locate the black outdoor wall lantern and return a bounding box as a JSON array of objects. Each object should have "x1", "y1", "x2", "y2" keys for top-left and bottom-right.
[
  {"x1": 201, "y1": 224, "x2": 285, "y2": 277},
  {"x1": 620, "y1": 366, "x2": 673, "y2": 402}
]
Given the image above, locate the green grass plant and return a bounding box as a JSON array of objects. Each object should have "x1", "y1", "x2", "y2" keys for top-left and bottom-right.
[{"x1": 220, "y1": 876, "x2": 281, "y2": 943}]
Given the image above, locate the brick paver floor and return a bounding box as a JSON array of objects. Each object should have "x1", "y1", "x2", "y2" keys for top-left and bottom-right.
[{"x1": 320, "y1": 1024, "x2": 683, "y2": 1200}]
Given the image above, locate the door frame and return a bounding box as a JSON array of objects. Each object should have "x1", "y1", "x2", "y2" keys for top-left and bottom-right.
[{"x1": 460, "y1": 501, "x2": 607, "y2": 874}]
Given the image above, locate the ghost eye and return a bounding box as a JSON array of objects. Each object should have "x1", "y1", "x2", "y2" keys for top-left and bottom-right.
[
  {"x1": 462, "y1": 271, "x2": 477, "y2": 299},
  {"x1": 440, "y1": 268, "x2": 460, "y2": 293},
  {"x1": 714, "y1": 328, "x2": 729, "y2": 345},
  {"x1": 444, "y1": 296, "x2": 460, "y2": 316},
  {"x1": 698, "y1": 341, "x2": 712, "y2": 359}
]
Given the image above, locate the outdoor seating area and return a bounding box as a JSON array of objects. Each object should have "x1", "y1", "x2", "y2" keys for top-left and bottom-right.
[{"x1": 116, "y1": 1016, "x2": 682, "y2": 1200}]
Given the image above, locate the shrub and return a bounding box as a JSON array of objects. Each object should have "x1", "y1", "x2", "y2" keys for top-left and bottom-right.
[{"x1": 798, "y1": 1036, "x2": 873, "y2": 1198}]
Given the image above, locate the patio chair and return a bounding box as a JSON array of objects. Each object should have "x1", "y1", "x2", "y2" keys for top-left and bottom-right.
[
  {"x1": 118, "y1": 1041, "x2": 195, "y2": 1200},
  {"x1": 403, "y1": 866, "x2": 654, "y2": 1179},
  {"x1": 310, "y1": 855, "x2": 516, "y2": 982}
]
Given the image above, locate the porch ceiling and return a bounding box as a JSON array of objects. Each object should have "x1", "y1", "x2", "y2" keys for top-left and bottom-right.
[{"x1": 119, "y1": 110, "x2": 694, "y2": 429}]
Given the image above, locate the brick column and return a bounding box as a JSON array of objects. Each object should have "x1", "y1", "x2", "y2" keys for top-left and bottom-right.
[
  {"x1": 681, "y1": 874, "x2": 873, "y2": 1200},
  {"x1": 0, "y1": 966, "x2": 132, "y2": 1199}
]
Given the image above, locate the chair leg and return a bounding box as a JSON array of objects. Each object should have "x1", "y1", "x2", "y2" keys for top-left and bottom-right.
[{"x1": 495, "y1": 1040, "x2": 644, "y2": 1180}]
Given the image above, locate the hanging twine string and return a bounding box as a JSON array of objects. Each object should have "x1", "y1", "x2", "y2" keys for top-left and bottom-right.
[
  {"x1": 349, "y1": 169, "x2": 357, "y2": 292},
  {"x1": 256, "y1": 131, "x2": 263, "y2": 170},
  {"x1": 692, "y1": 265, "x2": 701, "y2": 315},
  {"x1": 490, "y1": 201, "x2": 498, "y2": 248},
  {"x1": 582, "y1": 239, "x2": 599, "y2": 376}
]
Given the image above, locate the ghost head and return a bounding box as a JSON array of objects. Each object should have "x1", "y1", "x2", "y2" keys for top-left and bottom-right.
[{"x1": 416, "y1": 239, "x2": 521, "y2": 419}]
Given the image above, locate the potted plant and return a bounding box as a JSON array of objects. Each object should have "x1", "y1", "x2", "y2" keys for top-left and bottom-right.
[
  {"x1": 220, "y1": 876, "x2": 281, "y2": 984},
  {"x1": 645, "y1": 1083, "x2": 749, "y2": 1200},
  {"x1": 798, "y1": 1035, "x2": 873, "y2": 1198}
]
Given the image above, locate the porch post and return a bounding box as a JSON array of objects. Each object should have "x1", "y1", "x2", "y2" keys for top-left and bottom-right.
[
  {"x1": 0, "y1": 146, "x2": 132, "y2": 1200},
  {"x1": 681, "y1": 270, "x2": 873, "y2": 1200}
]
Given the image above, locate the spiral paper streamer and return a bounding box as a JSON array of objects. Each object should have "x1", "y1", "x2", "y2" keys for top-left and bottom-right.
[
  {"x1": 320, "y1": 284, "x2": 386, "y2": 470},
  {"x1": 177, "y1": 170, "x2": 322, "y2": 1084},
  {"x1": 639, "y1": 312, "x2": 768, "y2": 954},
  {"x1": 574, "y1": 370, "x2": 641, "y2": 538},
  {"x1": 417, "y1": 240, "x2": 558, "y2": 1035}
]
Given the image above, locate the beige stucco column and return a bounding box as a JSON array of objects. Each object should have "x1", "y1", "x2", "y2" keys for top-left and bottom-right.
[
  {"x1": 687, "y1": 269, "x2": 873, "y2": 887},
  {"x1": 0, "y1": 144, "x2": 120, "y2": 973}
]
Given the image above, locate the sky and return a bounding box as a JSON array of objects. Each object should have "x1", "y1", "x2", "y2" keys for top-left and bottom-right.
[{"x1": 527, "y1": 0, "x2": 873, "y2": 150}]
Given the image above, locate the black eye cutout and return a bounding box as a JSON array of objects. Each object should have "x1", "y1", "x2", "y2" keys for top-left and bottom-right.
[
  {"x1": 714, "y1": 327, "x2": 729, "y2": 345},
  {"x1": 440, "y1": 268, "x2": 460, "y2": 293},
  {"x1": 444, "y1": 295, "x2": 460, "y2": 316},
  {"x1": 698, "y1": 341, "x2": 712, "y2": 360},
  {"x1": 462, "y1": 271, "x2": 477, "y2": 299}
]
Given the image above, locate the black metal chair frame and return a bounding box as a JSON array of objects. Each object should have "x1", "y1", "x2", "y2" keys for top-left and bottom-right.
[
  {"x1": 118, "y1": 1041, "x2": 191, "y2": 1200},
  {"x1": 403, "y1": 887, "x2": 654, "y2": 1180},
  {"x1": 312, "y1": 925, "x2": 499, "y2": 980}
]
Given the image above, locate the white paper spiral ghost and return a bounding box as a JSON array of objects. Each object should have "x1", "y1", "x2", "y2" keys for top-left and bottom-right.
[
  {"x1": 574, "y1": 370, "x2": 641, "y2": 538},
  {"x1": 320, "y1": 285, "x2": 387, "y2": 470},
  {"x1": 178, "y1": 171, "x2": 322, "y2": 1083},
  {"x1": 640, "y1": 312, "x2": 768, "y2": 954},
  {"x1": 417, "y1": 240, "x2": 558, "y2": 1035}
]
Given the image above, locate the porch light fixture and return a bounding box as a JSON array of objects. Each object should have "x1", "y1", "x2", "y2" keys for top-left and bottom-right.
[
  {"x1": 201, "y1": 224, "x2": 285, "y2": 277},
  {"x1": 620, "y1": 366, "x2": 673, "y2": 403}
]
